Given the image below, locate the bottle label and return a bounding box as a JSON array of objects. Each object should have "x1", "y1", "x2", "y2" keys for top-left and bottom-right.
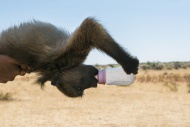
[{"x1": 105, "y1": 67, "x2": 135, "y2": 85}]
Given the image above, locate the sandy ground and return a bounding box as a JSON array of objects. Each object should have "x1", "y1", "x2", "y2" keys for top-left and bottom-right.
[{"x1": 0, "y1": 72, "x2": 190, "y2": 127}]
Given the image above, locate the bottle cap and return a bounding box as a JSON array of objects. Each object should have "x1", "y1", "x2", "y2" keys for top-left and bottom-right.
[{"x1": 97, "y1": 70, "x2": 106, "y2": 84}]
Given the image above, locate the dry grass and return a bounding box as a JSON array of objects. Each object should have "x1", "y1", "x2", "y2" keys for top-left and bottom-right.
[
  {"x1": 0, "y1": 92, "x2": 12, "y2": 101},
  {"x1": 136, "y1": 68, "x2": 190, "y2": 83},
  {"x1": 0, "y1": 70, "x2": 190, "y2": 127}
]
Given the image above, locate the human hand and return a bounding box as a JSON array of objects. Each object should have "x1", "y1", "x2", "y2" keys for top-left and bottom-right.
[{"x1": 0, "y1": 55, "x2": 30, "y2": 83}]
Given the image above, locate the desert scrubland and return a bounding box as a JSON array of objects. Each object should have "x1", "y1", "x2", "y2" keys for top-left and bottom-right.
[{"x1": 1, "y1": 66, "x2": 190, "y2": 127}]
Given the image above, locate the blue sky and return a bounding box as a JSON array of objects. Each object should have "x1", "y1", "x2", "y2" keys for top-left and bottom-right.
[{"x1": 0, "y1": 0, "x2": 189, "y2": 64}]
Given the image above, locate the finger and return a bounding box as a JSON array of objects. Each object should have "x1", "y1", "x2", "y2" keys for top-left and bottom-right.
[
  {"x1": 20, "y1": 65, "x2": 33, "y2": 73},
  {"x1": 83, "y1": 76, "x2": 98, "y2": 90},
  {"x1": 0, "y1": 80, "x2": 8, "y2": 83},
  {"x1": 12, "y1": 65, "x2": 22, "y2": 75},
  {"x1": 20, "y1": 70, "x2": 26, "y2": 76},
  {"x1": 11, "y1": 65, "x2": 23, "y2": 77},
  {"x1": 20, "y1": 65, "x2": 28, "y2": 70}
]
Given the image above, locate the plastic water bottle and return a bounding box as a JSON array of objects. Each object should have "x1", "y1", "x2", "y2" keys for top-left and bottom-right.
[{"x1": 96, "y1": 67, "x2": 135, "y2": 85}]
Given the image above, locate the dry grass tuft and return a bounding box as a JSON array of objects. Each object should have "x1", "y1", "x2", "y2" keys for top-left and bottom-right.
[
  {"x1": 0, "y1": 91, "x2": 13, "y2": 101},
  {"x1": 163, "y1": 82, "x2": 178, "y2": 92}
]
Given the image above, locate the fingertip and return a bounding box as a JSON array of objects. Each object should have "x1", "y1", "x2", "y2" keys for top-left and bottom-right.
[{"x1": 20, "y1": 70, "x2": 26, "y2": 76}]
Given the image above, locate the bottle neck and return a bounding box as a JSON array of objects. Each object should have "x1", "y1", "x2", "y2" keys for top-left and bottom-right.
[{"x1": 97, "y1": 69, "x2": 106, "y2": 84}]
